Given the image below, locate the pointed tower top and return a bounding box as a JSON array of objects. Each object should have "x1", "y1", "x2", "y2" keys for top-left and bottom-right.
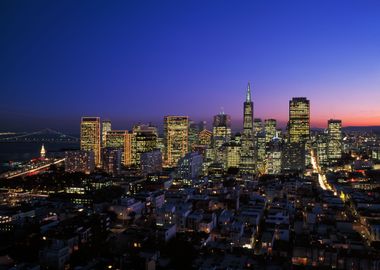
[
  {"x1": 40, "y1": 144, "x2": 46, "y2": 159},
  {"x1": 246, "y1": 82, "x2": 251, "y2": 102}
]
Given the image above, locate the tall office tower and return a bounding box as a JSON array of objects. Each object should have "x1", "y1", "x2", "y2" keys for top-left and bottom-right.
[
  {"x1": 240, "y1": 83, "x2": 255, "y2": 174},
  {"x1": 164, "y1": 116, "x2": 189, "y2": 167},
  {"x1": 255, "y1": 131, "x2": 267, "y2": 175},
  {"x1": 80, "y1": 117, "x2": 101, "y2": 166},
  {"x1": 105, "y1": 130, "x2": 128, "y2": 164},
  {"x1": 212, "y1": 112, "x2": 232, "y2": 149},
  {"x1": 157, "y1": 137, "x2": 165, "y2": 156},
  {"x1": 224, "y1": 141, "x2": 241, "y2": 169},
  {"x1": 101, "y1": 148, "x2": 122, "y2": 176},
  {"x1": 101, "y1": 120, "x2": 111, "y2": 146},
  {"x1": 327, "y1": 119, "x2": 342, "y2": 164},
  {"x1": 316, "y1": 132, "x2": 329, "y2": 168},
  {"x1": 212, "y1": 112, "x2": 231, "y2": 164},
  {"x1": 198, "y1": 129, "x2": 212, "y2": 146},
  {"x1": 188, "y1": 121, "x2": 200, "y2": 150},
  {"x1": 131, "y1": 124, "x2": 158, "y2": 166},
  {"x1": 140, "y1": 149, "x2": 162, "y2": 175},
  {"x1": 177, "y1": 152, "x2": 203, "y2": 180},
  {"x1": 288, "y1": 97, "x2": 310, "y2": 143},
  {"x1": 105, "y1": 130, "x2": 127, "y2": 148},
  {"x1": 264, "y1": 119, "x2": 277, "y2": 143},
  {"x1": 124, "y1": 132, "x2": 133, "y2": 166},
  {"x1": 253, "y1": 118, "x2": 263, "y2": 137},
  {"x1": 267, "y1": 136, "x2": 283, "y2": 175},
  {"x1": 285, "y1": 98, "x2": 310, "y2": 172}
]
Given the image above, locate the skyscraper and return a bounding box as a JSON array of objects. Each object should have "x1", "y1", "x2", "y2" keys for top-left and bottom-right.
[
  {"x1": 189, "y1": 121, "x2": 200, "y2": 150},
  {"x1": 101, "y1": 120, "x2": 111, "y2": 146},
  {"x1": 198, "y1": 129, "x2": 212, "y2": 146},
  {"x1": 253, "y1": 118, "x2": 263, "y2": 137},
  {"x1": 264, "y1": 119, "x2": 277, "y2": 143},
  {"x1": 267, "y1": 136, "x2": 283, "y2": 175},
  {"x1": 131, "y1": 124, "x2": 158, "y2": 166},
  {"x1": 288, "y1": 97, "x2": 310, "y2": 143},
  {"x1": 212, "y1": 112, "x2": 232, "y2": 150},
  {"x1": 101, "y1": 148, "x2": 122, "y2": 176},
  {"x1": 164, "y1": 116, "x2": 189, "y2": 167},
  {"x1": 255, "y1": 131, "x2": 266, "y2": 175},
  {"x1": 80, "y1": 117, "x2": 101, "y2": 166},
  {"x1": 105, "y1": 130, "x2": 128, "y2": 165},
  {"x1": 224, "y1": 141, "x2": 241, "y2": 169},
  {"x1": 124, "y1": 132, "x2": 133, "y2": 167},
  {"x1": 240, "y1": 83, "x2": 255, "y2": 174},
  {"x1": 105, "y1": 130, "x2": 127, "y2": 149},
  {"x1": 284, "y1": 98, "x2": 310, "y2": 172},
  {"x1": 327, "y1": 119, "x2": 342, "y2": 164}
]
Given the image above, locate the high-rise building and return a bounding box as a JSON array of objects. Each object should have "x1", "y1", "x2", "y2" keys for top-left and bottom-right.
[
  {"x1": 101, "y1": 120, "x2": 111, "y2": 146},
  {"x1": 267, "y1": 136, "x2": 283, "y2": 175},
  {"x1": 189, "y1": 121, "x2": 200, "y2": 150},
  {"x1": 224, "y1": 141, "x2": 241, "y2": 169},
  {"x1": 282, "y1": 142, "x2": 306, "y2": 172},
  {"x1": 240, "y1": 83, "x2": 255, "y2": 174},
  {"x1": 105, "y1": 130, "x2": 128, "y2": 165},
  {"x1": 124, "y1": 132, "x2": 133, "y2": 166},
  {"x1": 140, "y1": 149, "x2": 162, "y2": 175},
  {"x1": 255, "y1": 131, "x2": 267, "y2": 175},
  {"x1": 105, "y1": 130, "x2": 127, "y2": 148},
  {"x1": 213, "y1": 113, "x2": 231, "y2": 139},
  {"x1": 80, "y1": 117, "x2": 101, "y2": 166},
  {"x1": 164, "y1": 116, "x2": 189, "y2": 167},
  {"x1": 212, "y1": 112, "x2": 231, "y2": 162},
  {"x1": 316, "y1": 132, "x2": 329, "y2": 168},
  {"x1": 198, "y1": 129, "x2": 212, "y2": 146},
  {"x1": 65, "y1": 150, "x2": 95, "y2": 174},
  {"x1": 253, "y1": 118, "x2": 263, "y2": 137},
  {"x1": 288, "y1": 97, "x2": 310, "y2": 143},
  {"x1": 177, "y1": 152, "x2": 203, "y2": 180},
  {"x1": 132, "y1": 124, "x2": 158, "y2": 166},
  {"x1": 101, "y1": 148, "x2": 122, "y2": 176},
  {"x1": 264, "y1": 119, "x2": 277, "y2": 143},
  {"x1": 327, "y1": 119, "x2": 342, "y2": 164},
  {"x1": 285, "y1": 98, "x2": 310, "y2": 172}
]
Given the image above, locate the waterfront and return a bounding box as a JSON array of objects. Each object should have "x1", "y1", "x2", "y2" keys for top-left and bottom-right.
[{"x1": 0, "y1": 142, "x2": 79, "y2": 171}]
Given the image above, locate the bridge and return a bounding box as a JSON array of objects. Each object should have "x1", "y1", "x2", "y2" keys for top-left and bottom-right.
[
  {"x1": 1, "y1": 158, "x2": 65, "y2": 179},
  {"x1": 0, "y1": 128, "x2": 79, "y2": 143}
]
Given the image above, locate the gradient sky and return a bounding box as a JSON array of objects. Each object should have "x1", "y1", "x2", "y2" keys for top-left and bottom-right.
[{"x1": 1, "y1": 0, "x2": 380, "y2": 133}]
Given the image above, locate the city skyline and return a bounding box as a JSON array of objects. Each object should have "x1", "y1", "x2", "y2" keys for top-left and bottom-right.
[
  {"x1": 2, "y1": 2, "x2": 380, "y2": 268},
  {"x1": 1, "y1": 0, "x2": 380, "y2": 132}
]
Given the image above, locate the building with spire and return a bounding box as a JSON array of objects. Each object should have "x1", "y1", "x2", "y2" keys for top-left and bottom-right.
[
  {"x1": 240, "y1": 82, "x2": 255, "y2": 175},
  {"x1": 40, "y1": 144, "x2": 46, "y2": 159}
]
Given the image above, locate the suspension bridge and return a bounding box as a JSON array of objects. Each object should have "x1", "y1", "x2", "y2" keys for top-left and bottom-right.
[{"x1": 0, "y1": 128, "x2": 79, "y2": 143}]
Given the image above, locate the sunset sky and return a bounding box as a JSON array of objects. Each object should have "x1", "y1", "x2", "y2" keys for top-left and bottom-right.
[{"x1": 1, "y1": 0, "x2": 380, "y2": 132}]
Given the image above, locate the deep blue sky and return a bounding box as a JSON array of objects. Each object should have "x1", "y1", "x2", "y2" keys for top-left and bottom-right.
[{"x1": 1, "y1": 0, "x2": 380, "y2": 133}]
